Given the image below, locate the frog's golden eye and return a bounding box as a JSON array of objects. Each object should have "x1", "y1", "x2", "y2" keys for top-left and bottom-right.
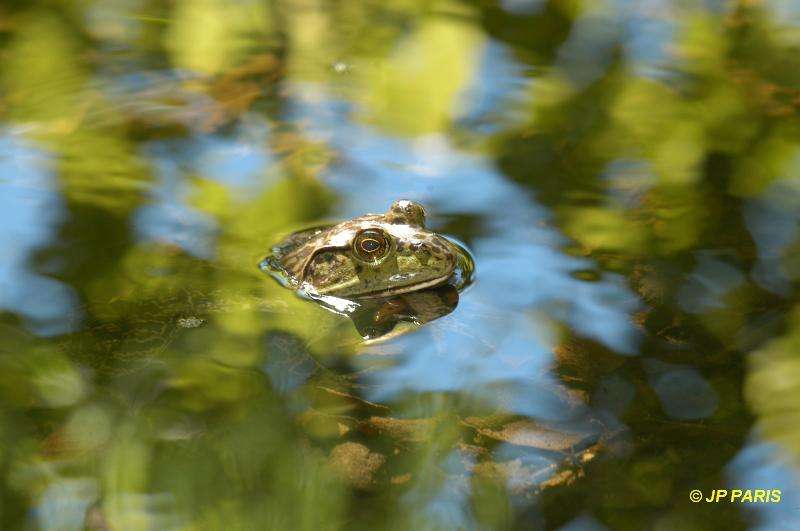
[{"x1": 353, "y1": 229, "x2": 391, "y2": 262}]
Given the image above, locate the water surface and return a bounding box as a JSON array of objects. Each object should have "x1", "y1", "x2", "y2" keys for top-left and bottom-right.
[{"x1": 1, "y1": 1, "x2": 800, "y2": 530}]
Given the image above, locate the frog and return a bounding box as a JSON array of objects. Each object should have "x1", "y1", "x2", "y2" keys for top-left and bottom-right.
[
  {"x1": 262, "y1": 199, "x2": 474, "y2": 300},
  {"x1": 261, "y1": 199, "x2": 475, "y2": 339}
]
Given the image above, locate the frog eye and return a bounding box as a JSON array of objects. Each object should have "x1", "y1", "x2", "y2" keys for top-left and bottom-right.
[{"x1": 353, "y1": 229, "x2": 391, "y2": 262}]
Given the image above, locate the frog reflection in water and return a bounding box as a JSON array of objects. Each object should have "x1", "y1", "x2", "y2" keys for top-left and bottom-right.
[{"x1": 262, "y1": 200, "x2": 474, "y2": 338}]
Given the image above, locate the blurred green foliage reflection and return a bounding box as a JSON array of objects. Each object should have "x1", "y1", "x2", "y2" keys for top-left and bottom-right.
[{"x1": 1, "y1": 0, "x2": 800, "y2": 530}]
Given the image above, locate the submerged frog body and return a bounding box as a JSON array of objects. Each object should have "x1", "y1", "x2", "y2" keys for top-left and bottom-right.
[{"x1": 264, "y1": 200, "x2": 472, "y2": 299}]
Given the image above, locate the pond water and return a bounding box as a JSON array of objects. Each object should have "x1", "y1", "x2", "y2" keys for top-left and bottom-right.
[{"x1": 2, "y1": 1, "x2": 800, "y2": 530}]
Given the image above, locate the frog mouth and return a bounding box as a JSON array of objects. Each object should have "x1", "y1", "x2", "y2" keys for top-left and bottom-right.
[{"x1": 349, "y1": 274, "x2": 452, "y2": 299}]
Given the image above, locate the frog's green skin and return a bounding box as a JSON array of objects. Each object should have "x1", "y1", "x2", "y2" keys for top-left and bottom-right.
[{"x1": 269, "y1": 200, "x2": 463, "y2": 299}]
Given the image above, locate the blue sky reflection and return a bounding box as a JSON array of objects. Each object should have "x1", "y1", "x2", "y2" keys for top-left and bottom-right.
[
  {"x1": 727, "y1": 432, "x2": 800, "y2": 531},
  {"x1": 134, "y1": 119, "x2": 275, "y2": 257},
  {"x1": 0, "y1": 132, "x2": 77, "y2": 335}
]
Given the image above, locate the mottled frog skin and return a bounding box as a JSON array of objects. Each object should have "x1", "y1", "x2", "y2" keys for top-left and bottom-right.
[{"x1": 265, "y1": 200, "x2": 467, "y2": 299}]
